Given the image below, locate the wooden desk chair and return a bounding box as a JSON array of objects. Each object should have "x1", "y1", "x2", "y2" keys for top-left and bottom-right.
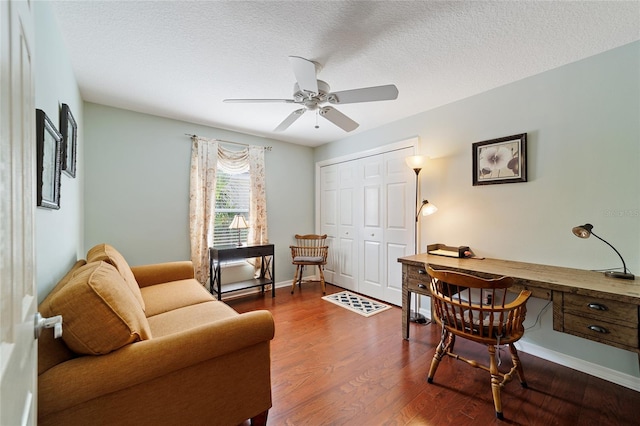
[
  {"x1": 426, "y1": 266, "x2": 531, "y2": 420},
  {"x1": 290, "y1": 234, "x2": 328, "y2": 294}
]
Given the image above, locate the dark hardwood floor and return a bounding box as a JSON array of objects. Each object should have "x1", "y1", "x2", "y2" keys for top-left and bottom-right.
[{"x1": 228, "y1": 282, "x2": 640, "y2": 425}]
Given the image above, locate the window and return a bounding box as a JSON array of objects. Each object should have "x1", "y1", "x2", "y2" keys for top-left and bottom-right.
[{"x1": 214, "y1": 168, "x2": 249, "y2": 246}]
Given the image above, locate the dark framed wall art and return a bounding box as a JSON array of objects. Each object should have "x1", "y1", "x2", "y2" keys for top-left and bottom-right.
[
  {"x1": 472, "y1": 133, "x2": 527, "y2": 186},
  {"x1": 60, "y1": 103, "x2": 77, "y2": 178},
  {"x1": 36, "y1": 109, "x2": 63, "y2": 209}
]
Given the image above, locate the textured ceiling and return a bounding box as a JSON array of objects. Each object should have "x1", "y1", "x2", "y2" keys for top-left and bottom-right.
[{"x1": 50, "y1": 1, "x2": 640, "y2": 147}]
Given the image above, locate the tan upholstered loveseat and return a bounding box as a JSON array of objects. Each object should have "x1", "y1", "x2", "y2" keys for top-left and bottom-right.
[{"x1": 38, "y1": 244, "x2": 275, "y2": 426}]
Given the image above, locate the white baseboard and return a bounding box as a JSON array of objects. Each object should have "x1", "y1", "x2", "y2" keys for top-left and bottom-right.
[
  {"x1": 417, "y1": 305, "x2": 640, "y2": 392},
  {"x1": 515, "y1": 341, "x2": 640, "y2": 392}
]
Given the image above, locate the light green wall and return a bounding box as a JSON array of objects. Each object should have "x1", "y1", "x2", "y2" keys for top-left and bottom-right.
[
  {"x1": 83, "y1": 103, "x2": 315, "y2": 283},
  {"x1": 316, "y1": 41, "x2": 640, "y2": 382},
  {"x1": 317, "y1": 42, "x2": 640, "y2": 275},
  {"x1": 34, "y1": 0, "x2": 315, "y2": 294},
  {"x1": 34, "y1": 1, "x2": 84, "y2": 301}
]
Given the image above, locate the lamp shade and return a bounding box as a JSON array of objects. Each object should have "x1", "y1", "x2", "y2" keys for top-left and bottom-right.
[
  {"x1": 421, "y1": 200, "x2": 438, "y2": 216},
  {"x1": 572, "y1": 224, "x2": 593, "y2": 239},
  {"x1": 229, "y1": 215, "x2": 249, "y2": 230},
  {"x1": 405, "y1": 155, "x2": 428, "y2": 172},
  {"x1": 416, "y1": 199, "x2": 437, "y2": 221}
]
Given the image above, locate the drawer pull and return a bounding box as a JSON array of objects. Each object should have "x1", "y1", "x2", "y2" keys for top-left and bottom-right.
[
  {"x1": 587, "y1": 303, "x2": 608, "y2": 311},
  {"x1": 417, "y1": 269, "x2": 426, "y2": 275},
  {"x1": 587, "y1": 325, "x2": 609, "y2": 334},
  {"x1": 417, "y1": 284, "x2": 427, "y2": 289}
]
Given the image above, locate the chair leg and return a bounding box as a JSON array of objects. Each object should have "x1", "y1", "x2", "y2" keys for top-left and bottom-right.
[
  {"x1": 447, "y1": 332, "x2": 456, "y2": 353},
  {"x1": 318, "y1": 265, "x2": 326, "y2": 294},
  {"x1": 509, "y1": 343, "x2": 528, "y2": 388},
  {"x1": 427, "y1": 329, "x2": 450, "y2": 383},
  {"x1": 488, "y1": 345, "x2": 504, "y2": 420},
  {"x1": 291, "y1": 265, "x2": 300, "y2": 294}
]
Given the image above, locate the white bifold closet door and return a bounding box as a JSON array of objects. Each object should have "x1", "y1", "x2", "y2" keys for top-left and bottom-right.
[{"x1": 319, "y1": 146, "x2": 414, "y2": 306}]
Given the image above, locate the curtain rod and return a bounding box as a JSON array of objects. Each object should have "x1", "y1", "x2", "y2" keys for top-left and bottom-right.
[{"x1": 185, "y1": 133, "x2": 272, "y2": 151}]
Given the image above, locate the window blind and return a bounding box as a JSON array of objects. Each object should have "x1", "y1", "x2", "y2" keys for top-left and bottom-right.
[{"x1": 214, "y1": 170, "x2": 250, "y2": 246}]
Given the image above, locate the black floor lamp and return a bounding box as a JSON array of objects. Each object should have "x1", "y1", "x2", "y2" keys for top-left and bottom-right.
[{"x1": 405, "y1": 155, "x2": 438, "y2": 323}]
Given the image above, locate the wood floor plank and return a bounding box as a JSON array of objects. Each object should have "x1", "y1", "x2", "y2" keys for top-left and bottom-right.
[{"x1": 229, "y1": 283, "x2": 640, "y2": 425}]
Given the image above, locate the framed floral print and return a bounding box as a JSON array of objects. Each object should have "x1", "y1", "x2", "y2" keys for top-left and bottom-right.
[
  {"x1": 36, "y1": 109, "x2": 63, "y2": 209},
  {"x1": 60, "y1": 103, "x2": 77, "y2": 178},
  {"x1": 472, "y1": 133, "x2": 527, "y2": 186}
]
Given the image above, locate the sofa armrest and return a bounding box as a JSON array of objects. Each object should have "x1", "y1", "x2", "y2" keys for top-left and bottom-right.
[
  {"x1": 130, "y1": 261, "x2": 195, "y2": 287},
  {"x1": 38, "y1": 309, "x2": 275, "y2": 417}
]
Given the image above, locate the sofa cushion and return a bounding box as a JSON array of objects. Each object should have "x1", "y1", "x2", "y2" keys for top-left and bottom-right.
[
  {"x1": 45, "y1": 261, "x2": 152, "y2": 355},
  {"x1": 147, "y1": 301, "x2": 239, "y2": 337},
  {"x1": 141, "y1": 279, "x2": 214, "y2": 317},
  {"x1": 87, "y1": 243, "x2": 146, "y2": 311}
]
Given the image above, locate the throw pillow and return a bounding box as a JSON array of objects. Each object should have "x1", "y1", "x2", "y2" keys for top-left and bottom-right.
[
  {"x1": 45, "y1": 261, "x2": 152, "y2": 355},
  {"x1": 87, "y1": 243, "x2": 146, "y2": 311}
]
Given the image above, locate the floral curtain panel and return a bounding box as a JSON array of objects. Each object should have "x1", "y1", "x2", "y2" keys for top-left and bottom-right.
[
  {"x1": 189, "y1": 137, "x2": 218, "y2": 285},
  {"x1": 248, "y1": 146, "x2": 267, "y2": 246},
  {"x1": 189, "y1": 136, "x2": 268, "y2": 286}
]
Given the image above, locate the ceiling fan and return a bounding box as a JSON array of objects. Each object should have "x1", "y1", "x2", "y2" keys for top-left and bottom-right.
[{"x1": 223, "y1": 56, "x2": 399, "y2": 132}]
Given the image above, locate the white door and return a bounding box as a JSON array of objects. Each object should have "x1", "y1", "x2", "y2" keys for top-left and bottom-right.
[
  {"x1": 359, "y1": 155, "x2": 384, "y2": 299},
  {"x1": 336, "y1": 161, "x2": 358, "y2": 291},
  {"x1": 317, "y1": 142, "x2": 416, "y2": 304},
  {"x1": 383, "y1": 148, "x2": 414, "y2": 306},
  {"x1": 1, "y1": 1, "x2": 38, "y2": 425},
  {"x1": 319, "y1": 164, "x2": 338, "y2": 284}
]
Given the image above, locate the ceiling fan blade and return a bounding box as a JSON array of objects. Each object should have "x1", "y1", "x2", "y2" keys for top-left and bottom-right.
[
  {"x1": 320, "y1": 107, "x2": 359, "y2": 132},
  {"x1": 223, "y1": 98, "x2": 295, "y2": 103},
  {"x1": 327, "y1": 84, "x2": 398, "y2": 104},
  {"x1": 289, "y1": 56, "x2": 318, "y2": 95},
  {"x1": 275, "y1": 108, "x2": 306, "y2": 132}
]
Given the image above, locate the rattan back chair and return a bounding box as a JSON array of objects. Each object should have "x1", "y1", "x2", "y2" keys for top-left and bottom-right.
[
  {"x1": 290, "y1": 234, "x2": 329, "y2": 294},
  {"x1": 426, "y1": 265, "x2": 531, "y2": 420}
]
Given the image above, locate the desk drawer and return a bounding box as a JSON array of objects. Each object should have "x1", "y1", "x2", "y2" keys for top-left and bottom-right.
[
  {"x1": 244, "y1": 246, "x2": 273, "y2": 258},
  {"x1": 564, "y1": 293, "x2": 637, "y2": 327},
  {"x1": 563, "y1": 313, "x2": 638, "y2": 349},
  {"x1": 405, "y1": 265, "x2": 430, "y2": 295},
  {"x1": 562, "y1": 293, "x2": 638, "y2": 349}
]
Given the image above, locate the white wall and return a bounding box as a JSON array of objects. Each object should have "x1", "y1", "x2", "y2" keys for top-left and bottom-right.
[
  {"x1": 34, "y1": 1, "x2": 84, "y2": 301},
  {"x1": 315, "y1": 41, "x2": 640, "y2": 384},
  {"x1": 83, "y1": 103, "x2": 315, "y2": 284}
]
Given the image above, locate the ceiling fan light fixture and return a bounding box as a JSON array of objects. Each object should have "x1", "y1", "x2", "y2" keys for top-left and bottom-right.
[{"x1": 225, "y1": 56, "x2": 398, "y2": 132}]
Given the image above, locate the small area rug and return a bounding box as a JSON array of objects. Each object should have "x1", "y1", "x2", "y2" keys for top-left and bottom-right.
[{"x1": 322, "y1": 291, "x2": 392, "y2": 317}]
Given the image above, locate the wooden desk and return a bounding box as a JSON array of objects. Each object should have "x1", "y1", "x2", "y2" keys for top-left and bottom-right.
[
  {"x1": 399, "y1": 254, "x2": 640, "y2": 360},
  {"x1": 210, "y1": 244, "x2": 275, "y2": 300}
]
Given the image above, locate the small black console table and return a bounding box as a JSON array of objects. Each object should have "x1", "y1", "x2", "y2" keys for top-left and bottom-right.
[{"x1": 209, "y1": 244, "x2": 275, "y2": 300}]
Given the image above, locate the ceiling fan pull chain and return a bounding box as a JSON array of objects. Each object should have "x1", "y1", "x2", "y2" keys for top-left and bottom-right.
[{"x1": 315, "y1": 110, "x2": 319, "y2": 129}]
